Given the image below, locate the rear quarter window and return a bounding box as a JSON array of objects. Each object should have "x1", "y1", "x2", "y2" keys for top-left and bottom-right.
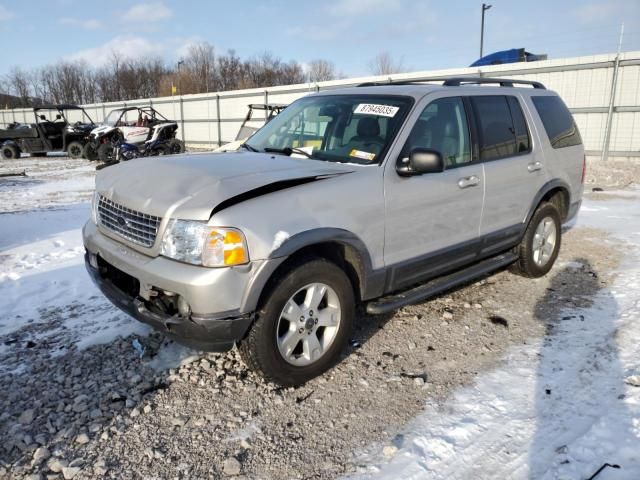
[{"x1": 531, "y1": 96, "x2": 582, "y2": 149}]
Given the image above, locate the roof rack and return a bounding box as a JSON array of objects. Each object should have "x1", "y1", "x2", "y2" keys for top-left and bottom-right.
[{"x1": 357, "y1": 76, "x2": 546, "y2": 89}]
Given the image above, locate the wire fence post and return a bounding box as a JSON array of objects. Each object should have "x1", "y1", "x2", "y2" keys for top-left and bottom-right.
[
  {"x1": 601, "y1": 24, "x2": 624, "y2": 162},
  {"x1": 216, "y1": 94, "x2": 222, "y2": 147},
  {"x1": 264, "y1": 90, "x2": 269, "y2": 121}
]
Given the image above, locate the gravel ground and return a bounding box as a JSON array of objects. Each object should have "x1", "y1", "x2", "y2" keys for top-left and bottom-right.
[
  {"x1": 1, "y1": 153, "x2": 636, "y2": 479},
  {"x1": 0, "y1": 220, "x2": 622, "y2": 479}
]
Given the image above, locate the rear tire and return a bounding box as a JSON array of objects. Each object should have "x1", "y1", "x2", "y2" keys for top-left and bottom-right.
[
  {"x1": 239, "y1": 258, "x2": 355, "y2": 386},
  {"x1": 67, "y1": 141, "x2": 84, "y2": 159},
  {"x1": 511, "y1": 202, "x2": 561, "y2": 278},
  {"x1": 83, "y1": 143, "x2": 99, "y2": 161},
  {"x1": 97, "y1": 143, "x2": 115, "y2": 163},
  {"x1": 0, "y1": 144, "x2": 19, "y2": 160}
]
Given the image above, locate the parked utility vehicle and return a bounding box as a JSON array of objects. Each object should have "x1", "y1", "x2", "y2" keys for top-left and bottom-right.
[
  {"x1": 84, "y1": 77, "x2": 585, "y2": 386},
  {"x1": 213, "y1": 103, "x2": 287, "y2": 153},
  {"x1": 0, "y1": 104, "x2": 95, "y2": 159},
  {"x1": 83, "y1": 106, "x2": 184, "y2": 162}
]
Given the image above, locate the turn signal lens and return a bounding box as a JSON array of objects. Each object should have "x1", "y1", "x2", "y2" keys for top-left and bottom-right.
[
  {"x1": 202, "y1": 228, "x2": 249, "y2": 267},
  {"x1": 223, "y1": 230, "x2": 248, "y2": 265}
]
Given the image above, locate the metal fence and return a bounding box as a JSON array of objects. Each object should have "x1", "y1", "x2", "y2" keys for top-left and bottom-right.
[{"x1": 2, "y1": 50, "x2": 639, "y2": 160}]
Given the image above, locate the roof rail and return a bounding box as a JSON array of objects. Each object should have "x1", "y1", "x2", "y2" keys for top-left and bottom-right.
[{"x1": 357, "y1": 76, "x2": 546, "y2": 89}]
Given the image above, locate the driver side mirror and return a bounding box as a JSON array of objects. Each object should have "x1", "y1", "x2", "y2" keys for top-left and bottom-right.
[
  {"x1": 396, "y1": 148, "x2": 445, "y2": 176},
  {"x1": 39, "y1": 115, "x2": 46, "y2": 121}
]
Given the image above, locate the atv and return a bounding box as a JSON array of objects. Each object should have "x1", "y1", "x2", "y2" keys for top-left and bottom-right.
[
  {"x1": 0, "y1": 104, "x2": 95, "y2": 160},
  {"x1": 83, "y1": 106, "x2": 184, "y2": 162},
  {"x1": 213, "y1": 103, "x2": 287, "y2": 152}
]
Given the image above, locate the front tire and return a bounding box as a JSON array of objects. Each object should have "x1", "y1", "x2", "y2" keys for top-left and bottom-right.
[
  {"x1": 166, "y1": 138, "x2": 185, "y2": 154},
  {"x1": 512, "y1": 202, "x2": 561, "y2": 278},
  {"x1": 239, "y1": 258, "x2": 355, "y2": 386},
  {"x1": 67, "y1": 141, "x2": 84, "y2": 159},
  {"x1": 97, "y1": 143, "x2": 115, "y2": 163},
  {"x1": 83, "y1": 143, "x2": 98, "y2": 161}
]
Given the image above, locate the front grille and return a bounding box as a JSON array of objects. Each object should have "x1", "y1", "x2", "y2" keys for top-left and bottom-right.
[{"x1": 98, "y1": 195, "x2": 161, "y2": 247}]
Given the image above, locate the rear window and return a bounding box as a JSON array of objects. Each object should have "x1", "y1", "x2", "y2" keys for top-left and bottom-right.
[{"x1": 532, "y1": 96, "x2": 582, "y2": 149}]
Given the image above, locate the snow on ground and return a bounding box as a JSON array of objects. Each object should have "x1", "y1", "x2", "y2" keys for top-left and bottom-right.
[
  {"x1": 352, "y1": 188, "x2": 640, "y2": 479},
  {"x1": 0, "y1": 156, "x2": 95, "y2": 213},
  {"x1": 0, "y1": 159, "x2": 150, "y2": 366}
]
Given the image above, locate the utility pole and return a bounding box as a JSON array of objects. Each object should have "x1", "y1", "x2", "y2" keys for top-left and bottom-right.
[
  {"x1": 480, "y1": 3, "x2": 492, "y2": 59},
  {"x1": 177, "y1": 60, "x2": 184, "y2": 95}
]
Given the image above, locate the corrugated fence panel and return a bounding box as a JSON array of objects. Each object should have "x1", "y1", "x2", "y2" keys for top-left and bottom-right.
[{"x1": 1, "y1": 51, "x2": 639, "y2": 158}]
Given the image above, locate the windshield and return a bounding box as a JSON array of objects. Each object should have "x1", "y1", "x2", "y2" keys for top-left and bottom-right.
[
  {"x1": 245, "y1": 94, "x2": 413, "y2": 164},
  {"x1": 103, "y1": 109, "x2": 123, "y2": 126}
]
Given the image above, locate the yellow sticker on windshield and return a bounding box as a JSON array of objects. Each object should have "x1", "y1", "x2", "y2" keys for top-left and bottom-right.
[{"x1": 350, "y1": 149, "x2": 376, "y2": 161}]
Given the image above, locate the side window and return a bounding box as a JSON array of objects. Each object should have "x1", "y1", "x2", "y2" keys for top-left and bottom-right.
[
  {"x1": 403, "y1": 97, "x2": 471, "y2": 168},
  {"x1": 532, "y1": 96, "x2": 582, "y2": 149},
  {"x1": 470, "y1": 96, "x2": 518, "y2": 161},
  {"x1": 507, "y1": 96, "x2": 531, "y2": 153}
]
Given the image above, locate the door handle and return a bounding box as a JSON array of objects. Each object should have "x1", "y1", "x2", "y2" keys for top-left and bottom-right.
[
  {"x1": 527, "y1": 161, "x2": 543, "y2": 172},
  {"x1": 457, "y1": 175, "x2": 480, "y2": 189}
]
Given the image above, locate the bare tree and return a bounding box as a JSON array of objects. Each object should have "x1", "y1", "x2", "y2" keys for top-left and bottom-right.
[
  {"x1": 185, "y1": 41, "x2": 216, "y2": 92},
  {"x1": 307, "y1": 59, "x2": 336, "y2": 82},
  {"x1": 368, "y1": 52, "x2": 406, "y2": 76},
  {"x1": 0, "y1": 44, "x2": 322, "y2": 106},
  {"x1": 5, "y1": 67, "x2": 32, "y2": 106}
]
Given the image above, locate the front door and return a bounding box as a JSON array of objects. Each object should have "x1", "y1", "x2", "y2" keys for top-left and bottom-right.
[{"x1": 383, "y1": 95, "x2": 484, "y2": 290}]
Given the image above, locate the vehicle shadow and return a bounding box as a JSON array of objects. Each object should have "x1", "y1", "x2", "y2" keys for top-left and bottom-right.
[{"x1": 528, "y1": 258, "x2": 631, "y2": 479}]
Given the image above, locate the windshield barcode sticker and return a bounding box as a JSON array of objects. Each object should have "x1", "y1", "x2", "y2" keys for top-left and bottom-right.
[{"x1": 354, "y1": 104, "x2": 399, "y2": 117}]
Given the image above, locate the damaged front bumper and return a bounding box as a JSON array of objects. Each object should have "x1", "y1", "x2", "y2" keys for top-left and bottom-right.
[
  {"x1": 85, "y1": 252, "x2": 253, "y2": 351},
  {"x1": 82, "y1": 220, "x2": 283, "y2": 351}
]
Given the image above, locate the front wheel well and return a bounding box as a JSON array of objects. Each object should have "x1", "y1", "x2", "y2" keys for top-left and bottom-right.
[{"x1": 257, "y1": 242, "x2": 365, "y2": 310}]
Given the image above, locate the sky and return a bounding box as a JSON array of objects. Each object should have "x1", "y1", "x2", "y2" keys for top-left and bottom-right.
[{"x1": 0, "y1": 0, "x2": 639, "y2": 78}]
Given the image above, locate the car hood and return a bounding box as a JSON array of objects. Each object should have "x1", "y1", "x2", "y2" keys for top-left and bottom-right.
[{"x1": 95, "y1": 151, "x2": 355, "y2": 221}]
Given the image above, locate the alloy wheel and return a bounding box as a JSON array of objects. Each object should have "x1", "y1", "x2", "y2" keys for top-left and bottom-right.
[{"x1": 276, "y1": 283, "x2": 341, "y2": 367}]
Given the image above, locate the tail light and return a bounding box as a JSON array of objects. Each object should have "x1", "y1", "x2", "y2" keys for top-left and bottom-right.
[{"x1": 581, "y1": 155, "x2": 586, "y2": 184}]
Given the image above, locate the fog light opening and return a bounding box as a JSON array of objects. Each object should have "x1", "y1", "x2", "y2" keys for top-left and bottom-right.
[{"x1": 177, "y1": 295, "x2": 191, "y2": 317}]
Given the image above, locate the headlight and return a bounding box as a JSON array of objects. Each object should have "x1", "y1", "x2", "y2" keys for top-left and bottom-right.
[
  {"x1": 160, "y1": 220, "x2": 249, "y2": 267},
  {"x1": 91, "y1": 191, "x2": 99, "y2": 224}
]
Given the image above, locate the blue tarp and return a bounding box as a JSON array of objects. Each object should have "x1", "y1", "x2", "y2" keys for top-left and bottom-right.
[{"x1": 470, "y1": 48, "x2": 547, "y2": 67}]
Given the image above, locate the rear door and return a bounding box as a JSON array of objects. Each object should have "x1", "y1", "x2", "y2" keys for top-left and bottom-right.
[
  {"x1": 475, "y1": 94, "x2": 547, "y2": 238},
  {"x1": 383, "y1": 95, "x2": 484, "y2": 290}
]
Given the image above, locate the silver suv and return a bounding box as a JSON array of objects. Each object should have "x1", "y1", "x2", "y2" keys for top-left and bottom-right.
[{"x1": 83, "y1": 77, "x2": 585, "y2": 386}]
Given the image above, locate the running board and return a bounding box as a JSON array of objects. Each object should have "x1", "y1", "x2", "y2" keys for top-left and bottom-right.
[{"x1": 366, "y1": 252, "x2": 518, "y2": 315}]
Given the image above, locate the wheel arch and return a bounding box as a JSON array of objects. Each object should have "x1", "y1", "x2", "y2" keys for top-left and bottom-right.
[
  {"x1": 526, "y1": 179, "x2": 571, "y2": 224},
  {"x1": 242, "y1": 228, "x2": 384, "y2": 314}
]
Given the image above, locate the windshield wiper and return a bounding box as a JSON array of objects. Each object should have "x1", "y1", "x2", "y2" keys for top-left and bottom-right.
[
  {"x1": 240, "y1": 143, "x2": 259, "y2": 152},
  {"x1": 264, "y1": 147, "x2": 313, "y2": 158}
]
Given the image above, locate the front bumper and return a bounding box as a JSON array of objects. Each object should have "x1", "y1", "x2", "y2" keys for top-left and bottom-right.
[
  {"x1": 85, "y1": 253, "x2": 252, "y2": 351},
  {"x1": 83, "y1": 221, "x2": 282, "y2": 351}
]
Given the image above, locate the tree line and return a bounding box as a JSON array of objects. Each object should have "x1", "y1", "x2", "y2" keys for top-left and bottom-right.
[{"x1": 0, "y1": 41, "x2": 406, "y2": 108}]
